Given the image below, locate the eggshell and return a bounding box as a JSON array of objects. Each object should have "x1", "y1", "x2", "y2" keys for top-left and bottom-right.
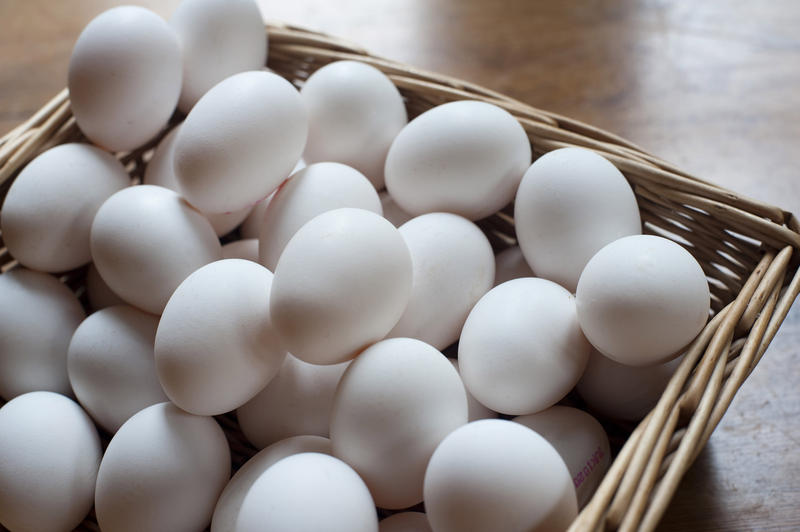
[
  {"x1": 379, "y1": 512, "x2": 432, "y2": 532},
  {"x1": 95, "y1": 402, "x2": 230, "y2": 532},
  {"x1": 514, "y1": 147, "x2": 641, "y2": 292},
  {"x1": 301, "y1": 60, "x2": 407, "y2": 189},
  {"x1": 237, "y1": 354, "x2": 349, "y2": 449},
  {"x1": 67, "y1": 305, "x2": 167, "y2": 433},
  {"x1": 90, "y1": 185, "x2": 222, "y2": 315},
  {"x1": 86, "y1": 263, "x2": 126, "y2": 310},
  {"x1": 384, "y1": 100, "x2": 531, "y2": 220},
  {"x1": 67, "y1": 6, "x2": 181, "y2": 151},
  {"x1": 379, "y1": 190, "x2": 412, "y2": 227},
  {"x1": 236, "y1": 453, "x2": 378, "y2": 532},
  {"x1": 238, "y1": 159, "x2": 306, "y2": 239},
  {"x1": 174, "y1": 70, "x2": 307, "y2": 214},
  {"x1": 270, "y1": 208, "x2": 412, "y2": 364},
  {"x1": 387, "y1": 213, "x2": 493, "y2": 349},
  {"x1": 576, "y1": 234, "x2": 710, "y2": 366},
  {"x1": 0, "y1": 392, "x2": 101, "y2": 532},
  {"x1": 0, "y1": 268, "x2": 85, "y2": 399},
  {"x1": 448, "y1": 359, "x2": 496, "y2": 421},
  {"x1": 330, "y1": 337, "x2": 468, "y2": 509},
  {"x1": 514, "y1": 406, "x2": 610, "y2": 507},
  {"x1": 493, "y1": 245, "x2": 534, "y2": 286},
  {"x1": 1, "y1": 143, "x2": 129, "y2": 272},
  {"x1": 423, "y1": 419, "x2": 577, "y2": 532},
  {"x1": 458, "y1": 278, "x2": 591, "y2": 415},
  {"x1": 155, "y1": 259, "x2": 286, "y2": 415},
  {"x1": 258, "y1": 162, "x2": 382, "y2": 270},
  {"x1": 170, "y1": 0, "x2": 267, "y2": 112},
  {"x1": 222, "y1": 239, "x2": 259, "y2": 262},
  {"x1": 211, "y1": 435, "x2": 331, "y2": 532}
]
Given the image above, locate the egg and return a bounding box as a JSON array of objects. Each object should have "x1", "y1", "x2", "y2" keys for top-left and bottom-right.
[
  {"x1": 448, "y1": 359, "x2": 496, "y2": 421},
  {"x1": 67, "y1": 6, "x2": 181, "y2": 151},
  {"x1": 493, "y1": 245, "x2": 534, "y2": 286},
  {"x1": 379, "y1": 190, "x2": 413, "y2": 227},
  {"x1": 1, "y1": 143, "x2": 129, "y2": 272},
  {"x1": 423, "y1": 419, "x2": 577, "y2": 532},
  {"x1": 155, "y1": 259, "x2": 286, "y2": 415},
  {"x1": 458, "y1": 278, "x2": 591, "y2": 415},
  {"x1": 237, "y1": 354, "x2": 349, "y2": 449},
  {"x1": 236, "y1": 453, "x2": 378, "y2": 532},
  {"x1": 86, "y1": 263, "x2": 126, "y2": 310},
  {"x1": 90, "y1": 185, "x2": 222, "y2": 315},
  {"x1": 514, "y1": 147, "x2": 642, "y2": 292},
  {"x1": 379, "y1": 512, "x2": 432, "y2": 532},
  {"x1": 67, "y1": 305, "x2": 168, "y2": 433},
  {"x1": 514, "y1": 406, "x2": 610, "y2": 507},
  {"x1": 0, "y1": 392, "x2": 101, "y2": 532},
  {"x1": 270, "y1": 208, "x2": 412, "y2": 365},
  {"x1": 222, "y1": 239, "x2": 259, "y2": 262},
  {"x1": 211, "y1": 435, "x2": 331, "y2": 532},
  {"x1": 385, "y1": 100, "x2": 531, "y2": 220},
  {"x1": 174, "y1": 70, "x2": 307, "y2": 214},
  {"x1": 258, "y1": 162, "x2": 382, "y2": 270},
  {"x1": 330, "y1": 337, "x2": 468, "y2": 509},
  {"x1": 95, "y1": 402, "x2": 230, "y2": 532},
  {"x1": 0, "y1": 268, "x2": 85, "y2": 399},
  {"x1": 301, "y1": 60, "x2": 407, "y2": 189},
  {"x1": 170, "y1": 0, "x2": 267, "y2": 112},
  {"x1": 576, "y1": 234, "x2": 710, "y2": 366}
]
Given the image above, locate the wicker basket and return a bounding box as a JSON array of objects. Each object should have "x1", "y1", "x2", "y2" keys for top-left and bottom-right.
[{"x1": 1, "y1": 22, "x2": 799, "y2": 532}]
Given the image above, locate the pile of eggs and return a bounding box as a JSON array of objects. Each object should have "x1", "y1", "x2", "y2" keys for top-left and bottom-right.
[{"x1": 0, "y1": 1, "x2": 712, "y2": 531}]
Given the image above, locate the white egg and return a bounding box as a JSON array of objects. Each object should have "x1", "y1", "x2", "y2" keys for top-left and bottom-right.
[
  {"x1": 170, "y1": 0, "x2": 267, "y2": 112},
  {"x1": 301, "y1": 60, "x2": 407, "y2": 189},
  {"x1": 458, "y1": 278, "x2": 591, "y2": 415},
  {"x1": 514, "y1": 406, "x2": 610, "y2": 508},
  {"x1": 385, "y1": 101, "x2": 531, "y2": 220},
  {"x1": 0, "y1": 268, "x2": 85, "y2": 399},
  {"x1": 236, "y1": 453, "x2": 378, "y2": 532},
  {"x1": 87, "y1": 263, "x2": 126, "y2": 310},
  {"x1": 95, "y1": 402, "x2": 230, "y2": 532},
  {"x1": 448, "y1": 359, "x2": 496, "y2": 422},
  {"x1": 379, "y1": 512, "x2": 432, "y2": 532},
  {"x1": 0, "y1": 392, "x2": 101, "y2": 532},
  {"x1": 237, "y1": 354, "x2": 349, "y2": 449},
  {"x1": 211, "y1": 435, "x2": 331, "y2": 532},
  {"x1": 330, "y1": 338, "x2": 468, "y2": 509},
  {"x1": 222, "y1": 239, "x2": 259, "y2": 262},
  {"x1": 155, "y1": 259, "x2": 286, "y2": 415},
  {"x1": 258, "y1": 162, "x2": 382, "y2": 270},
  {"x1": 576, "y1": 234, "x2": 710, "y2": 366},
  {"x1": 577, "y1": 349, "x2": 684, "y2": 421},
  {"x1": 174, "y1": 71, "x2": 307, "y2": 214},
  {"x1": 515, "y1": 147, "x2": 641, "y2": 292},
  {"x1": 270, "y1": 208, "x2": 412, "y2": 365},
  {"x1": 424, "y1": 419, "x2": 577, "y2": 532},
  {"x1": 67, "y1": 305, "x2": 167, "y2": 433},
  {"x1": 493, "y1": 245, "x2": 534, "y2": 286},
  {"x1": 1, "y1": 144, "x2": 129, "y2": 272},
  {"x1": 90, "y1": 185, "x2": 221, "y2": 315},
  {"x1": 379, "y1": 190, "x2": 413, "y2": 227},
  {"x1": 67, "y1": 6, "x2": 181, "y2": 151}
]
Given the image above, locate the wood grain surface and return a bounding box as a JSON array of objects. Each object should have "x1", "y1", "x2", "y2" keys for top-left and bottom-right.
[{"x1": 1, "y1": 1, "x2": 798, "y2": 530}]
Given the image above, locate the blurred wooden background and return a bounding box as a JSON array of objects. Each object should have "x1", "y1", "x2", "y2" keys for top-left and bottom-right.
[{"x1": 1, "y1": 1, "x2": 798, "y2": 530}]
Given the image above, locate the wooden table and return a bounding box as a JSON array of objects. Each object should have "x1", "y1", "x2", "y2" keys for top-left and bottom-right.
[{"x1": 1, "y1": 1, "x2": 798, "y2": 530}]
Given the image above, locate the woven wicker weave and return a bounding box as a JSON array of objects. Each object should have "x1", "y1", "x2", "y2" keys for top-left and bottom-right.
[{"x1": 1, "y1": 22, "x2": 799, "y2": 532}]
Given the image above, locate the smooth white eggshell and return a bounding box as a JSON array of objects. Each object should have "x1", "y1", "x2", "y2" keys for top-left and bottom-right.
[
  {"x1": 514, "y1": 406, "x2": 610, "y2": 507},
  {"x1": 379, "y1": 190, "x2": 412, "y2": 227},
  {"x1": 237, "y1": 354, "x2": 349, "y2": 449},
  {"x1": 385, "y1": 100, "x2": 531, "y2": 220},
  {"x1": 379, "y1": 512, "x2": 432, "y2": 532},
  {"x1": 170, "y1": 0, "x2": 267, "y2": 112},
  {"x1": 86, "y1": 263, "x2": 126, "y2": 310},
  {"x1": 90, "y1": 185, "x2": 221, "y2": 315},
  {"x1": 0, "y1": 268, "x2": 85, "y2": 399},
  {"x1": 95, "y1": 402, "x2": 230, "y2": 532},
  {"x1": 222, "y1": 239, "x2": 259, "y2": 262},
  {"x1": 301, "y1": 60, "x2": 407, "y2": 189},
  {"x1": 155, "y1": 259, "x2": 286, "y2": 415},
  {"x1": 448, "y1": 359, "x2": 496, "y2": 422},
  {"x1": 174, "y1": 71, "x2": 307, "y2": 214},
  {"x1": 424, "y1": 419, "x2": 577, "y2": 532},
  {"x1": 67, "y1": 6, "x2": 181, "y2": 151},
  {"x1": 238, "y1": 159, "x2": 306, "y2": 239},
  {"x1": 330, "y1": 338, "x2": 468, "y2": 509},
  {"x1": 67, "y1": 305, "x2": 167, "y2": 433},
  {"x1": 0, "y1": 392, "x2": 101, "y2": 532},
  {"x1": 1, "y1": 143, "x2": 129, "y2": 272},
  {"x1": 515, "y1": 147, "x2": 641, "y2": 292},
  {"x1": 211, "y1": 435, "x2": 331, "y2": 532},
  {"x1": 493, "y1": 245, "x2": 534, "y2": 286},
  {"x1": 387, "y1": 213, "x2": 493, "y2": 350},
  {"x1": 270, "y1": 208, "x2": 412, "y2": 365},
  {"x1": 576, "y1": 234, "x2": 710, "y2": 366},
  {"x1": 458, "y1": 278, "x2": 591, "y2": 415},
  {"x1": 258, "y1": 162, "x2": 382, "y2": 270}
]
